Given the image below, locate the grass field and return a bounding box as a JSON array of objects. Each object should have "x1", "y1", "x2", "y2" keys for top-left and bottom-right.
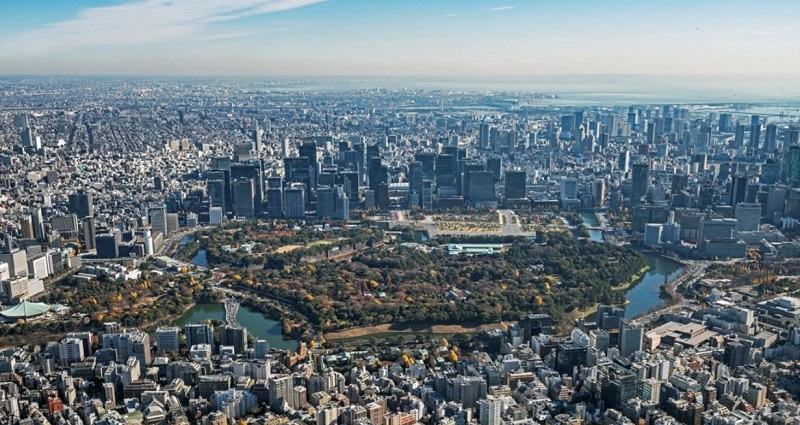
[
  {"x1": 325, "y1": 322, "x2": 508, "y2": 340},
  {"x1": 275, "y1": 239, "x2": 342, "y2": 253}
]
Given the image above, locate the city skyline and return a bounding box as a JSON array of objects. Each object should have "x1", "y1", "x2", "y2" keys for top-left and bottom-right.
[{"x1": 1, "y1": 0, "x2": 799, "y2": 76}]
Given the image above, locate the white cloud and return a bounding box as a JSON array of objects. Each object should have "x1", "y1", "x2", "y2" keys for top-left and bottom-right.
[
  {"x1": 485, "y1": 6, "x2": 515, "y2": 11},
  {"x1": 443, "y1": 13, "x2": 459, "y2": 18},
  {"x1": 1, "y1": 0, "x2": 323, "y2": 54}
]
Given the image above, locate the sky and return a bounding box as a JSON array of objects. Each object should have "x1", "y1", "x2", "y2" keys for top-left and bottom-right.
[{"x1": 0, "y1": 0, "x2": 798, "y2": 76}]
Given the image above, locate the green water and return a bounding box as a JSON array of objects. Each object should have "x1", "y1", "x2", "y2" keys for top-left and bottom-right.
[
  {"x1": 578, "y1": 211, "x2": 684, "y2": 318},
  {"x1": 173, "y1": 303, "x2": 298, "y2": 351}
]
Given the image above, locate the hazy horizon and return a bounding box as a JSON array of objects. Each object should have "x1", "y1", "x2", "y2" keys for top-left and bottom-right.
[{"x1": 3, "y1": 74, "x2": 800, "y2": 106}]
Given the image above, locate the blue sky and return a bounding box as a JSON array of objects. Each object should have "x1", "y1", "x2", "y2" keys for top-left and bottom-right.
[{"x1": 0, "y1": 0, "x2": 798, "y2": 75}]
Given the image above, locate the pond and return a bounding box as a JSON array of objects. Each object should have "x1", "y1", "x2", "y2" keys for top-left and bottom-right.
[{"x1": 173, "y1": 303, "x2": 298, "y2": 351}]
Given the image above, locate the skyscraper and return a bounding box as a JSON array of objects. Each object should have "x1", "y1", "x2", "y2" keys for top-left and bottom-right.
[
  {"x1": 269, "y1": 375, "x2": 294, "y2": 412},
  {"x1": 618, "y1": 150, "x2": 630, "y2": 173},
  {"x1": 149, "y1": 207, "x2": 168, "y2": 236},
  {"x1": 734, "y1": 123, "x2": 746, "y2": 149},
  {"x1": 155, "y1": 327, "x2": 180, "y2": 353},
  {"x1": 231, "y1": 162, "x2": 264, "y2": 215},
  {"x1": 593, "y1": 180, "x2": 606, "y2": 208},
  {"x1": 479, "y1": 123, "x2": 491, "y2": 149},
  {"x1": 220, "y1": 325, "x2": 248, "y2": 354},
  {"x1": 232, "y1": 177, "x2": 255, "y2": 219},
  {"x1": 784, "y1": 145, "x2": 800, "y2": 185},
  {"x1": 317, "y1": 186, "x2": 336, "y2": 220},
  {"x1": 95, "y1": 232, "x2": 120, "y2": 259},
  {"x1": 408, "y1": 161, "x2": 424, "y2": 208},
  {"x1": 284, "y1": 184, "x2": 306, "y2": 219},
  {"x1": 631, "y1": 162, "x2": 650, "y2": 202},
  {"x1": 555, "y1": 341, "x2": 588, "y2": 376},
  {"x1": 298, "y1": 142, "x2": 319, "y2": 187},
  {"x1": 83, "y1": 217, "x2": 96, "y2": 250},
  {"x1": 561, "y1": 178, "x2": 578, "y2": 200},
  {"x1": 619, "y1": 320, "x2": 643, "y2": 357},
  {"x1": 734, "y1": 203, "x2": 761, "y2": 232},
  {"x1": 207, "y1": 170, "x2": 228, "y2": 214},
  {"x1": 68, "y1": 192, "x2": 94, "y2": 219},
  {"x1": 184, "y1": 323, "x2": 215, "y2": 351},
  {"x1": 252, "y1": 126, "x2": 262, "y2": 152},
  {"x1": 505, "y1": 170, "x2": 527, "y2": 200},
  {"x1": 266, "y1": 177, "x2": 284, "y2": 218},
  {"x1": 730, "y1": 174, "x2": 748, "y2": 207},
  {"x1": 466, "y1": 170, "x2": 496, "y2": 207},
  {"x1": 765, "y1": 123, "x2": 778, "y2": 151},
  {"x1": 750, "y1": 115, "x2": 761, "y2": 148}
]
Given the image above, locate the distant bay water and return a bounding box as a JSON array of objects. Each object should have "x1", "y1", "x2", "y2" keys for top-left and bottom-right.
[{"x1": 248, "y1": 75, "x2": 800, "y2": 106}]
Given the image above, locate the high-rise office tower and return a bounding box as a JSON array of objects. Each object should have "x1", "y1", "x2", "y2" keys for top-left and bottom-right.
[
  {"x1": 184, "y1": 323, "x2": 215, "y2": 351},
  {"x1": 408, "y1": 161, "x2": 424, "y2": 208},
  {"x1": 298, "y1": 142, "x2": 319, "y2": 187},
  {"x1": 266, "y1": 177, "x2": 284, "y2": 218},
  {"x1": 231, "y1": 162, "x2": 263, "y2": 215},
  {"x1": 466, "y1": 170, "x2": 496, "y2": 207},
  {"x1": 561, "y1": 178, "x2": 578, "y2": 200},
  {"x1": 83, "y1": 217, "x2": 96, "y2": 250},
  {"x1": 765, "y1": 123, "x2": 778, "y2": 151},
  {"x1": 338, "y1": 170, "x2": 359, "y2": 202},
  {"x1": 317, "y1": 186, "x2": 336, "y2": 219},
  {"x1": 207, "y1": 171, "x2": 228, "y2": 214},
  {"x1": 281, "y1": 138, "x2": 291, "y2": 158},
  {"x1": 413, "y1": 153, "x2": 436, "y2": 181},
  {"x1": 368, "y1": 158, "x2": 388, "y2": 191},
  {"x1": 95, "y1": 232, "x2": 120, "y2": 259},
  {"x1": 284, "y1": 157, "x2": 312, "y2": 206},
  {"x1": 334, "y1": 186, "x2": 349, "y2": 220},
  {"x1": 505, "y1": 171, "x2": 527, "y2": 200},
  {"x1": 787, "y1": 127, "x2": 800, "y2": 149},
  {"x1": 252, "y1": 126, "x2": 262, "y2": 152},
  {"x1": 618, "y1": 150, "x2": 630, "y2": 173},
  {"x1": 750, "y1": 115, "x2": 761, "y2": 148},
  {"x1": 593, "y1": 180, "x2": 606, "y2": 208},
  {"x1": 155, "y1": 327, "x2": 180, "y2": 353},
  {"x1": 479, "y1": 123, "x2": 491, "y2": 149},
  {"x1": 730, "y1": 174, "x2": 748, "y2": 207},
  {"x1": 784, "y1": 145, "x2": 800, "y2": 184},
  {"x1": 646, "y1": 121, "x2": 656, "y2": 145},
  {"x1": 30, "y1": 208, "x2": 44, "y2": 240},
  {"x1": 234, "y1": 143, "x2": 252, "y2": 162},
  {"x1": 718, "y1": 113, "x2": 732, "y2": 132},
  {"x1": 766, "y1": 186, "x2": 786, "y2": 223},
  {"x1": 68, "y1": 192, "x2": 94, "y2": 219},
  {"x1": 698, "y1": 218, "x2": 737, "y2": 251},
  {"x1": 232, "y1": 177, "x2": 255, "y2": 219},
  {"x1": 734, "y1": 123, "x2": 746, "y2": 149},
  {"x1": 560, "y1": 115, "x2": 576, "y2": 132},
  {"x1": 555, "y1": 341, "x2": 588, "y2": 376},
  {"x1": 149, "y1": 207, "x2": 168, "y2": 235},
  {"x1": 486, "y1": 156, "x2": 502, "y2": 181},
  {"x1": 284, "y1": 184, "x2": 306, "y2": 218},
  {"x1": 219, "y1": 325, "x2": 248, "y2": 354},
  {"x1": 20, "y1": 215, "x2": 34, "y2": 240},
  {"x1": 574, "y1": 111, "x2": 584, "y2": 127},
  {"x1": 631, "y1": 163, "x2": 650, "y2": 202},
  {"x1": 734, "y1": 203, "x2": 762, "y2": 232},
  {"x1": 435, "y1": 152, "x2": 457, "y2": 188}
]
